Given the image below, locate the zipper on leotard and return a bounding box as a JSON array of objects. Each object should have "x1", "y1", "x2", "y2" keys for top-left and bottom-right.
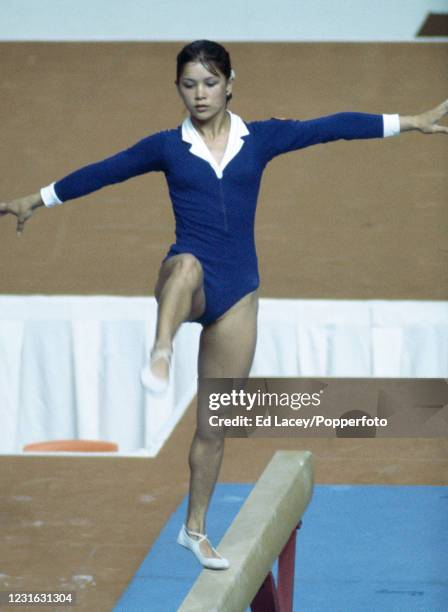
[{"x1": 219, "y1": 181, "x2": 228, "y2": 231}]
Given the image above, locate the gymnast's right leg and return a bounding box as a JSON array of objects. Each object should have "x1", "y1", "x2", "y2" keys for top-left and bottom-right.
[{"x1": 142, "y1": 254, "x2": 205, "y2": 387}]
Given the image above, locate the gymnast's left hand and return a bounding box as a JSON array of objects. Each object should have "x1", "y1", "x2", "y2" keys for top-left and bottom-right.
[{"x1": 401, "y1": 99, "x2": 448, "y2": 134}]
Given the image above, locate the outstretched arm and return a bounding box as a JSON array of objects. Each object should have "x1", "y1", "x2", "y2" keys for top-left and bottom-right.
[
  {"x1": 256, "y1": 99, "x2": 448, "y2": 162},
  {"x1": 0, "y1": 130, "x2": 167, "y2": 236}
]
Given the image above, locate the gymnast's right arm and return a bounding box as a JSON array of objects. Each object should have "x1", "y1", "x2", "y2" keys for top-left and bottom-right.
[{"x1": 0, "y1": 131, "x2": 167, "y2": 236}]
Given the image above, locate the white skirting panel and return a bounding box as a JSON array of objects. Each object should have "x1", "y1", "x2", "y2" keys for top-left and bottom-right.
[{"x1": 0, "y1": 296, "x2": 446, "y2": 457}]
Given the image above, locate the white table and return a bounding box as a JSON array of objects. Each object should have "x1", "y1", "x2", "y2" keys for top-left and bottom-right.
[{"x1": 1, "y1": 296, "x2": 446, "y2": 456}]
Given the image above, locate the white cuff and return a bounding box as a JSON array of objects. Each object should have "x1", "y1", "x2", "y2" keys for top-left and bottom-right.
[
  {"x1": 40, "y1": 182, "x2": 63, "y2": 207},
  {"x1": 382, "y1": 114, "x2": 400, "y2": 138}
]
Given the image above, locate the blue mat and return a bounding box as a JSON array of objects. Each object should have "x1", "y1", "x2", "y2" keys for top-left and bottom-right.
[{"x1": 114, "y1": 485, "x2": 448, "y2": 611}]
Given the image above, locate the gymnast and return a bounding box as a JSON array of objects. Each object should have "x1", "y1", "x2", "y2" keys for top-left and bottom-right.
[{"x1": 1, "y1": 40, "x2": 447, "y2": 570}]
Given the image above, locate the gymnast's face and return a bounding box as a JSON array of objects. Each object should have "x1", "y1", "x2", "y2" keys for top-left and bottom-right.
[{"x1": 177, "y1": 61, "x2": 232, "y2": 121}]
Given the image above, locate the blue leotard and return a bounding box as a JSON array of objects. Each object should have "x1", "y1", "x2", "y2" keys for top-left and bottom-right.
[{"x1": 47, "y1": 111, "x2": 386, "y2": 325}]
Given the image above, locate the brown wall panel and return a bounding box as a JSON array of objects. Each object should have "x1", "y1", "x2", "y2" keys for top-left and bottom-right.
[{"x1": 1, "y1": 42, "x2": 447, "y2": 298}]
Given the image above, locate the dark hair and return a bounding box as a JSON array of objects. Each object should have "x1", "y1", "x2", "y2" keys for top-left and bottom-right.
[{"x1": 176, "y1": 40, "x2": 233, "y2": 102}]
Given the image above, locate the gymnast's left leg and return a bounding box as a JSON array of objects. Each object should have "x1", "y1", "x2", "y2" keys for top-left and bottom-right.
[{"x1": 178, "y1": 290, "x2": 259, "y2": 569}]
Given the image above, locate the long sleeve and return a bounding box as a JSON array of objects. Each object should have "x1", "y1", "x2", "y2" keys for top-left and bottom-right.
[
  {"x1": 252, "y1": 113, "x2": 398, "y2": 164},
  {"x1": 41, "y1": 130, "x2": 167, "y2": 206}
]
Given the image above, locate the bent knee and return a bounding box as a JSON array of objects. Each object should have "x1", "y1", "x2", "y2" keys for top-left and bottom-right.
[{"x1": 172, "y1": 254, "x2": 203, "y2": 286}]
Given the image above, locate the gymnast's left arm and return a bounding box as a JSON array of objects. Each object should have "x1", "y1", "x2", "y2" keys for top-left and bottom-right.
[{"x1": 256, "y1": 99, "x2": 448, "y2": 162}]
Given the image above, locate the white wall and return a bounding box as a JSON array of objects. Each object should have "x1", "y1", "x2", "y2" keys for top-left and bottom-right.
[{"x1": 1, "y1": 0, "x2": 447, "y2": 41}]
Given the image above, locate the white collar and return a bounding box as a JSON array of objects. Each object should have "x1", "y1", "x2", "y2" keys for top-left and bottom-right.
[{"x1": 181, "y1": 110, "x2": 249, "y2": 179}]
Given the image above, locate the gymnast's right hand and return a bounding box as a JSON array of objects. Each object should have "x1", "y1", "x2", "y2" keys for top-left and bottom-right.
[{"x1": 0, "y1": 192, "x2": 44, "y2": 237}]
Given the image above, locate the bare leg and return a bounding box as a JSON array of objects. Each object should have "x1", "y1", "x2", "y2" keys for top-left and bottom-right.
[
  {"x1": 149, "y1": 254, "x2": 206, "y2": 378},
  {"x1": 185, "y1": 290, "x2": 258, "y2": 558}
]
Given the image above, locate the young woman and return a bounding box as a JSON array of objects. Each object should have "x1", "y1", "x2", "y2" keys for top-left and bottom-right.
[{"x1": 1, "y1": 40, "x2": 447, "y2": 570}]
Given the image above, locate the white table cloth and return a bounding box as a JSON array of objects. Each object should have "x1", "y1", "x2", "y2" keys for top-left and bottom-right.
[{"x1": 1, "y1": 296, "x2": 446, "y2": 456}]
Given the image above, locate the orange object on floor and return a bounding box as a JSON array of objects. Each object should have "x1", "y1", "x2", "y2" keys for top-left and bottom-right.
[{"x1": 23, "y1": 440, "x2": 119, "y2": 452}]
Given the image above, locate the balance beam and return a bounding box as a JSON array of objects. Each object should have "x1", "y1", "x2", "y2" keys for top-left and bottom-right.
[{"x1": 179, "y1": 450, "x2": 314, "y2": 612}]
